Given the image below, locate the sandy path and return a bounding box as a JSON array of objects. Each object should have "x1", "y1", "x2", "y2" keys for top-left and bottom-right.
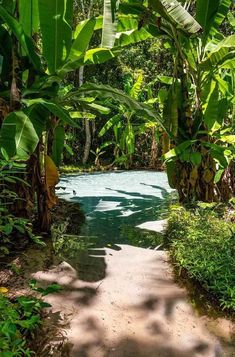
[{"x1": 33, "y1": 245, "x2": 228, "y2": 356}]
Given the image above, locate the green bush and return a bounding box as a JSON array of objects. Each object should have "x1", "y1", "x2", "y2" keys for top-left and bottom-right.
[
  {"x1": 166, "y1": 205, "x2": 235, "y2": 311},
  {"x1": 0, "y1": 151, "x2": 43, "y2": 256},
  {"x1": 0, "y1": 294, "x2": 48, "y2": 356},
  {"x1": 0, "y1": 282, "x2": 61, "y2": 356}
]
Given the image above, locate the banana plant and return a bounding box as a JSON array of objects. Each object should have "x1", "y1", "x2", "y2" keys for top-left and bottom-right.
[
  {"x1": 0, "y1": 0, "x2": 128, "y2": 230},
  {"x1": 118, "y1": 0, "x2": 235, "y2": 202},
  {"x1": 97, "y1": 73, "x2": 161, "y2": 168},
  {"x1": 161, "y1": 1, "x2": 235, "y2": 202},
  {"x1": 0, "y1": 0, "x2": 167, "y2": 229}
]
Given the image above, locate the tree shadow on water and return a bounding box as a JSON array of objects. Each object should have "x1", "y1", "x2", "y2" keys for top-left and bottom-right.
[{"x1": 69, "y1": 185, "x2": 174, "y2": 248}]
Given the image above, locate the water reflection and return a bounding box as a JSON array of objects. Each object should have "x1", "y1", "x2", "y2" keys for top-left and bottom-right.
[{"x1": 56, "y1": 171, "x2": 175, "y2": 249}]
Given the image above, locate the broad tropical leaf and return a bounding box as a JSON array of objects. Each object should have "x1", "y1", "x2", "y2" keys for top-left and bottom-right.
[
  {"x1": 75, "y1": 83, "x2": 166, "y2": 131},
  {"x1": 19, "y1": 0, "x2": 39, "y2": 36},
  {"x1": 22, "y1": 99, "x2": 79, "y2": 127},
  {"x1": 196, "y1": 0, "x2": 232, "y2": 38},
  {"x1": 69, "y1": 18, "x2": 96, "y2": 61},
  {"x1": 201, "y1": 35, "x2": 235, "y2": 69},
  {"x1": 115, "y1": 27, "x2": 154, "y2": 47},
  {"x1": 148, "y1": 0, "x2": 201, "y2": 34},
  {"x1": 0, "y1": 111, "x2": 39, "y2": 158},
  {"x1": 227, "y1": 11, "x2": 235, "y2": 29},
  {"x1": 38, "y1": 0, "x2": 73, "y2": 74},
  {"x1": 196, "y1": 0, "x2": 220, "y2": 33},
  {"x1": 204, "y1": 83, "x2": 220, "y2": 130},
  {"x1": 59, "y1": 48, "x2": 115, "y2": 75},
  {"x1": 84, "y1": 48, "x2": 116, "y2": 64}
]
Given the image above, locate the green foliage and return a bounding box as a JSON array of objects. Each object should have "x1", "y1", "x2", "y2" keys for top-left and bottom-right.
[
  {"x1": 0, "y1": 281, "x2": 61, "y2": 356},
  {"x1": 166, "y1": 206, "x2": 235, "y2": 310},
  {"x1": 0, "y1": 152, "x2": 43, "y2": 256},
  {"x1": 38, "y1": 0, "x2": 73, "y2": 74},
  {"x1": 149, "y1": 0, "x2": 201, "y2": 34}
]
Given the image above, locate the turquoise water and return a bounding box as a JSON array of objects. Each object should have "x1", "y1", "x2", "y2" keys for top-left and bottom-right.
[{"x1": 57, "y1": 171, "x2": 174, "y2": 248}]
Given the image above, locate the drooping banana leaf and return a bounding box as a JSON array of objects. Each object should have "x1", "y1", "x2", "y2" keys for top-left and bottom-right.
[
  {"x1": 204, "y1": 83, "x2": 220, "y2": 131},
  {"x1": 59, "y1": 48, "x2": 115, "y2": 76},
  {"x1": 75, "y1": 83, "x2": 166, "y2": 131},
  {"x1": 38, "y1": 0, "x2": 73, "y2": 74},
  {"x1": 22, "y1": 98, "x2": 79, "y2": 127},
  {"x1": 115, "y1": 27, "x2": 154, "y2": 47},
  {"x1": 0, "y1": 111, "x2": 39, "y2": 158},
  {"x1": 227, "y1": 11, "x2": 235, "y2": 29},
  {"x1": 148, "y1": 0, "x2": 201, "y2": 34}
]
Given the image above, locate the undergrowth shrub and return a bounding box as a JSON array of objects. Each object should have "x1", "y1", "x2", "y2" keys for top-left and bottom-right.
[
  {"x1": 166, "y1": 205, "x2": 235, "y2": 311},
  {"x1": 0, "y1": 150, "x2": 43, "y2": 256},
  {"x1": 0, "y1": 282, "x2": 61, "y2": 356},
  {"x1": 0, "y1": 294, "x2": 48, "y2": 356}
]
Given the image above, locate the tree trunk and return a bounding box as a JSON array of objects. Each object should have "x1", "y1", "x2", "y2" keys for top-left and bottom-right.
[
  {"x1": 79, "y1": 65, "x2": 92, "y2": 165},
  {"x1": 172, "y1": 155, "x2": 235, "y2": 203},
  {"x1": 82, "y1": 119, "x2": 92, "y2": 164},
  {"x1": 150, "y1": 127, "x2": 158, "y2": 169}
]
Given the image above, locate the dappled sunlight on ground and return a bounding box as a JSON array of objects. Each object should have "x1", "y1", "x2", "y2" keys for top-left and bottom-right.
[{"x1": 32, "y1": 245, "x2": 225, "y2": 356}]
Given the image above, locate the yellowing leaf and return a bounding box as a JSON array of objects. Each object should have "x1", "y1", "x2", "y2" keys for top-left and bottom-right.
[
  {"x1": 0, "y1": 287, "x2": 9, "y2": 293},
  {"x1": 45, "y1": 155, "x2": 59, "y2": 209},
  {"x1": 45, "y1": 155, "x2": 59, "y2": 187}
]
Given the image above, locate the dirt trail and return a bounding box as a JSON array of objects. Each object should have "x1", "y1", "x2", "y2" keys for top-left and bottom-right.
[{"x1": 33, "y1": 245, "x2": 234, "y2": 357}]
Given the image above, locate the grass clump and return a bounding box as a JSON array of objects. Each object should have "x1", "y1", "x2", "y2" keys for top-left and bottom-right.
[{"x1": 166, "y1": 205, "x2": 235, "y2": 311}]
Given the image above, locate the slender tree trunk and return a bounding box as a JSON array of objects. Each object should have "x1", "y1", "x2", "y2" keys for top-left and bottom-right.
[
  {"x1": 79, "y1": 0, "x2": 94, "y2": 165},
  {"x1": 150, "y1": 127, "x2": 158, "y2": 169},
  {"x1": 79, "y1": 66, "x2": 92, "y2": 165},
  {"x1": 82, "y1": 119, "x2": 92, "y2": 164}
]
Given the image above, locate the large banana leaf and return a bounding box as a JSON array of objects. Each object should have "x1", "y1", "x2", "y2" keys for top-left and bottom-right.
[
  {"x1": 115, "y1": 27, "x2": 154, "y2": 47},
  {"x1": 0, "y1": 5, "x2": 41, "y2": 70},
  {"x1": 201, "y1": 35, "x2": 235, "y2": 69},
  {"x1": 75, "y1": 83, "x2": 166, "y2": 131},
  {"x1": 19, "y1": 0, "x2": 39, "y2": 36},
  {"x1": 101, "y1": 0, "x2": 118, "y2": 48},
  {"x1": 84, "y1": 48, "x2": 116, "y2": 64},
  {"x1": 22, "y1": 98, "x2": 79, "y2": 127},
  {"x1": 196, "y1": 0, "x2": 220, "y2": 33},
  {"x1": 0, "y1": 111, "x2": 39, "y2": 158},
  {"x1": 148, "y1": 0, "x2": 201, "y2": 34},
  {"x1": 196, "y1": 0, "x2": 232, "y2": 37},
  {"x1": 38, "y1": 0, "x2": 73, "y2": 74},
  {"x1": 59, "y1": 48, "x2": 115, "y2": 76},
  {"x1": 69, "y1": 18, "x2": 96, "y2": 62}
]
